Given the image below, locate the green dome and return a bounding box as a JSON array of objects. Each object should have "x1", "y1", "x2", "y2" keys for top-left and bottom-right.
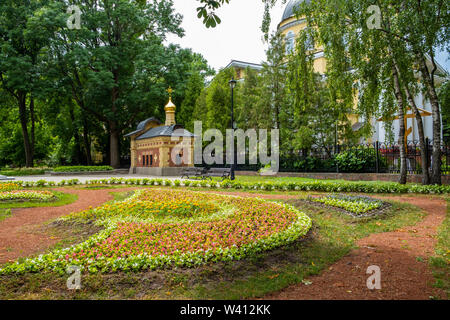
[{"x1": 281, "y1": 0, "x2": 311, "y2": 21}]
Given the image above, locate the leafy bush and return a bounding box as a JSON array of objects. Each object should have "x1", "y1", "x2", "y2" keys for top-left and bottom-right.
[
  {"x1": 4, "y1": 177, "x2": 450, "y2": 194},
  {"x1": 53, "y1": 166, "x2": 113, "y2": 173},
  {"x1": 0, "y1": 168, "x2": 46, "y2": 176},
  {"x1": 280, "y1": 156, "x2": 335, "y2": 172},
  {"x1": 334, "y1": 148, "x2": 387, "y2": 173}
]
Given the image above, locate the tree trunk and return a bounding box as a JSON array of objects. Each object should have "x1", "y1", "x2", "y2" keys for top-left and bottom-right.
[
  {"x1": 29, "y1": 96, "x2": 35, "y2": 160},
  {"x1": 109, "y1": 121, "x2": 120, "y2": 168},
  {"x1": 68, "y1": 104, "x2": 82, "y2": 164},
  {"x1": 417, "y1": 53, "x2": 442, "y2": 184},
  {"x1": 404, "y1": 84, "x2": 430, "y2": 184},
  {"x1": 82, "y1": 114, "x2": 92, "y2": 165},
  {"x1": 392, "y1": 65, "x2": 407, "y2": 184},
  {"x1": 18, "y1": 92, "x2": 33, "y2": 167},
  {"x1": 393, "y1": 61, "x2": 430, "y2": 185}
]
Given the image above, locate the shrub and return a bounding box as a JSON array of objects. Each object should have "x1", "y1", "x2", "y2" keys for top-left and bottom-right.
[
  {"x1": 53, "y1": 166, "x2": 113, "y2": 173},
  {"x1": 0, "y1": 168, "x2": 46, "y2": 176},
  {"x1": 334, "y1": 148, "x2": 387, "y2": 173}
]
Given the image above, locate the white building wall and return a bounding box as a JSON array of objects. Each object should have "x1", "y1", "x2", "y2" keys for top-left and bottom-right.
[{"x1": 373, "y1": 90, "x2": 440, "y2": 144}]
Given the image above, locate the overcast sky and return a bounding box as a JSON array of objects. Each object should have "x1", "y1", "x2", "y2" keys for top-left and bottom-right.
[
  {"x1": 165, "y1": 1, "x2": 285, "y2": 71},
  {"x1": 165, "y1": 0, "x2": 449, "y2": 73}
]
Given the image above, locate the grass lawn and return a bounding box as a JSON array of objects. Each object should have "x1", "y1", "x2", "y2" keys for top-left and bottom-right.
[
  {"x1": 0, "y1": 191, "x2": 425, "y2": 299},
  {"x1": 430, "y1": 197, "x2": 450, "y2": 299},
  {"x1": 230, "y1": 174, "x2": 418, "y2": 185}
]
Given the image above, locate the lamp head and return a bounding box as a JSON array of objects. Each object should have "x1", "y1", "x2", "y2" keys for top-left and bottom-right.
[{"x1": 229, "y1": 78, "x2": 237, "y2": 89}]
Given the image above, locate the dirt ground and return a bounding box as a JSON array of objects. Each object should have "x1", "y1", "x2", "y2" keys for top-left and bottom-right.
[
  {"x1": 0, "y1": 187, "x2": 137, "y2": 264},
  {"x1": 0, "y1": 189, "x2": 446, "y2": 300},
  {"x1": 263, "y1": 195, "x2": 447, "y2": 300}
]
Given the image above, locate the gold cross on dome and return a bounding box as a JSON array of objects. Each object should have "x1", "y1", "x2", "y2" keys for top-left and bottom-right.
[{"x1": 167, "y1": 87, "x2": 173, "y2": 99}]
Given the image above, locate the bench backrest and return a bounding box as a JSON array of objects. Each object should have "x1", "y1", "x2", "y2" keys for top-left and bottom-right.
[{"x1": 208, "y1": 168, "x2": 231, "y2": 173}]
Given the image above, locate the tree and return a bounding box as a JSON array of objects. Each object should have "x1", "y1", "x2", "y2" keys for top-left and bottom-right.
[
  {"x1": 289, "y1": 0, "x2": 447, "y2": 184},
  {"x1": 178, "y1": 53, "x2": 214, "y2": 131},
  {"x1": 259, "y1": 32, "x2": 290, "y2": 151},
  {"x1": 40, "y1": 0, "x2": 184, "y2": 168},
  {"x1": 287, "y1": 30, "x2": 339, "y2": 151},
  {"x1": 349, "y1": 0, "x2": 448, "y2": 183},
  {"x1": 440, "y1": 81, "x2": 450, "y2": 143},
  {"x1": 235, "y1": 68, "x2": 265, "y2": 131},
  {"x1": 193, "y1": 67, "x2": 238, "y2": 135},
  {"x1": 0, "y1": 0, "x2": 51, "y2": 167}
]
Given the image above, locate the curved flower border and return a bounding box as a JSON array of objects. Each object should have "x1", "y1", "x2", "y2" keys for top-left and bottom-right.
[
  {"x1": 0, "y1": 195, "x2": 312, "y2": 275},
  {"x1": 0, "y1": 190, "x2": 55, "y2": 202}
]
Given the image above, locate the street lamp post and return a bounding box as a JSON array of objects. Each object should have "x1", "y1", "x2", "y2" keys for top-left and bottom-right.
[{"x1": 229, "y1": 78, "x2": 237, "y2": 180}]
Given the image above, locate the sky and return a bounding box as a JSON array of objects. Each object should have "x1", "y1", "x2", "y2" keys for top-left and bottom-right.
[
  {"x1": 165, "y1": 0, "x2": 449, "y2": 73},
  {"x1": 165, "y1": 1, "x2": 286, "y2": 71}
]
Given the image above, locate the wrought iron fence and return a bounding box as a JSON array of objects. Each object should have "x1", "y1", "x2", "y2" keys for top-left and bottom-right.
[{"x1": 198, "y1": 139, "x2": 450, "y2": 175}]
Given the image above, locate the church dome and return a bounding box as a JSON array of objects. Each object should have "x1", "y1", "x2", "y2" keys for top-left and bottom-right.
[{"x1": 281, "y1": 0, "x2": 311, "y2": 22}]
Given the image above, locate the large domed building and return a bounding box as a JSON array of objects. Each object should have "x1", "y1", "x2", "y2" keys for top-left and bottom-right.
[
  {"x1": 224, "y1": 0, "x2": 447, "y2": 145},
  {"x1": 277, "y1": 0, "x2": 326, "y2": 74}
]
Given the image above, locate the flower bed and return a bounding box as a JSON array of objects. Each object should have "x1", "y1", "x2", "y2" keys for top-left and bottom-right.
[
  {"x1": 2, "y1": 177, "x2": 449, "y2": 194},
  {"x1": 0, "y1": 190, "x2": 56, "y2": 202},
  {"x1": 0, "y1": 183, "x2": 20, "y2": 192},
  {"x1": 310, "y1": 194, "x2": 383, "y2": 215},
  {"x1": 0, "y1": 189, "x2": 312, "y2": 274}
]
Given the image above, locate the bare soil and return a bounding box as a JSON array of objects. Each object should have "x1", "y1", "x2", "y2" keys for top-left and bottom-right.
[
  {"x1": 0, "y1": 187, "x2": 137, "y2": 264},
  {"x1": 263, "y1": 195, "x2": 447, "y2": 300}
]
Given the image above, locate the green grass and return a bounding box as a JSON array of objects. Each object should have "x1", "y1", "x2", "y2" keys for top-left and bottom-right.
[
  {"x1": 429, "y1": 198, "x2": 450, "y2": 299},
  {"x1": 231, "y1": 175, "x2": 418, "y2": 185},
  {"x1": 0, "y1": 195, "x2": 425, "y2": 300},
  {"x1": 0, "y1": 208, "x2": 11, "y2": 222},
  {"x1": 0, "y1": 191, "x2": 77, "y2": 209},
  {"x1": 0, "y1": 168, "x2": 46, "y2": 176},
  {"x1": 110, "y1": 191, "x2": 135, "y2": 202}
]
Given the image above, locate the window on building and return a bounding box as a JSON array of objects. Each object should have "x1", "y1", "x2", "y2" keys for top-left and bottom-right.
[
  {"x1": 285, "y1": 31, "x2": 295, "y2": 54},
  {"x1": 305, "y1": 33, "x2": 315, "y2": 51},
  {"x1": 175, "y1": 153, "x2": 182, "y2": 166},
  {"x1": 146, "y1": 155, "x2": 149, "y2": 167},
  {"x1": 300, "y1": 28, "x2": 315, "y2": 51},
  {"x1": 142, "y1": 155, "x2": 145, "y2": 166},
  {"x1": 150, "y1": 155, "x2": 153, "y2": 166}
]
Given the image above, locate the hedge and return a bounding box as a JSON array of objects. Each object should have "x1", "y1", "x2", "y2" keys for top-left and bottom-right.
[
  {"x1": 1, "y1": 178, "x2": 449, "y2": 194},
  {"x1": 52, "y1": 166, "x2": 114, "y2": 173},
  {"x1": 0, "y1": 168, "x2": 46, "y2": 176}
]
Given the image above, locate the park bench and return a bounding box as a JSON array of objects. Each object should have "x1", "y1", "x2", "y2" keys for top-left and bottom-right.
[
  {"x1": 203, "y1": 168, "x2": 231, "y2": 181},
  {"x1": 180, "y1": 167, "x2": 206, "y2": 179}
]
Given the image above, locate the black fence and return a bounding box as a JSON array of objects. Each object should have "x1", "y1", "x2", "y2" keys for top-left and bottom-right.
[{"x1": 197, "y1": 139, "x2": 450, "y2": 175}]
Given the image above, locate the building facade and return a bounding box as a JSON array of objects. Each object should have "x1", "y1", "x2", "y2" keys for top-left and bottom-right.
[
  {"x1": 226, "y1": 0, "x2": 448, "y2": 144},
  {"x1": 125, "y1": 90, "x2": 195, "y2": 176}
]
